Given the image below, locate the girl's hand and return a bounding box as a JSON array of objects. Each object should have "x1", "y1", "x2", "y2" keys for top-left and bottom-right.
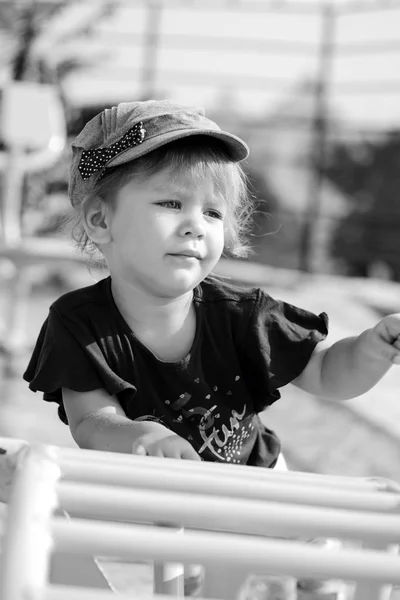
[
  {"x1": 132, "y1": 426, "x2": 201, "y2": 460},
  {"x1": 368, "y1": 314, "x2": 400, "y2": 365}
]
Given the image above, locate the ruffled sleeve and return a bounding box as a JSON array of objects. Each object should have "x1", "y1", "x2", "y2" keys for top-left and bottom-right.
[
  {"x1": 23, "y1": 307, "x2": 135, "y2": 424},
  {"x1": 240, "y1": 289, "x2": 329, "y2": 413}
]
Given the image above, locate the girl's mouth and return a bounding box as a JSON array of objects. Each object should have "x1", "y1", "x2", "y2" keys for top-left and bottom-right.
[{"x1": 169, "y1": 252, "x2": 202, "y2": 260}]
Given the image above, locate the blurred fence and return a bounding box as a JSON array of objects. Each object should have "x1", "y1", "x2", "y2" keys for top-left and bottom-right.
[
  {"x1": 2, "y1": 0, "x2": 400, "y2": 277},
  {"x1": 68, "y1": 0, "x2": 400, "y2": 276}
]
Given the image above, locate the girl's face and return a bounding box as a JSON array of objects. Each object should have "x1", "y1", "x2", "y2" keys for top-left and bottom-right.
[{"x1": 104, "y1": 166, "x2": 226, "y2": 298}]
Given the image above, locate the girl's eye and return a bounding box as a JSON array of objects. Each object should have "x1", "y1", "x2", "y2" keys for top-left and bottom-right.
[
  {"x1": 158, "y1": 200, "x2": 181, "y2": 209},
  {"x1": 205, "y1": 209, "x2": 224, "y2": 220}
]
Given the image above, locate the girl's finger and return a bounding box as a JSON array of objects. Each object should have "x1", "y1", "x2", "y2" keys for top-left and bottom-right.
[
  {"x1": 134, "y1": 444, "x2": 147, "y2": 456},
  {"x1": 391, "y1": 335, "x2": 400, "y2": 364},
  {"x1": 392, "y1": 337, "x2": 400, "y2": 351},
  {"x1": 181, "y1": 448, "x2": 202, "y2": 461},
  {"x1": 153, "y1": 447, "x2": 166, "y2": 458},
  {"x1": 374, "y1": 336, "x2": 400, "y2": 363}
]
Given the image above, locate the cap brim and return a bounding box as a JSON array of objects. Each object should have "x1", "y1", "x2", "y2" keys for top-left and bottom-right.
[{"x1": 106, "y1": 128, "x2": 249, "y2": 169}]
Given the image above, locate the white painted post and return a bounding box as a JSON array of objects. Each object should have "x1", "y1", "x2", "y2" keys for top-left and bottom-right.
[
  {"x1": 352, "y1": 541, "x2": 399, "y2": 600},
  {"x1": 0, "y1": 444, "x2": 60, "y2": 600},
  {"x1": 153, "y1": 524, "x2": 184, "y2": 596}
]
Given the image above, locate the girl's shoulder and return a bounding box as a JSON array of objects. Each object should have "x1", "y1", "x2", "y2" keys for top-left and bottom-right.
[{"x1": 50, "y1": 276, "x2": 111, "y2": 318}]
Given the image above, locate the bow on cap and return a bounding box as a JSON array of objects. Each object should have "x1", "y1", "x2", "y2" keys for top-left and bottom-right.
[{"x1": 78, "y1": 121, "x2": 146, "y2": 181}]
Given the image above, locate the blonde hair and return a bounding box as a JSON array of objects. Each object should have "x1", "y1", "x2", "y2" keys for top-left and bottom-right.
[{"x1": 68, "y1": 135, "x2": 254, "y2": 265}]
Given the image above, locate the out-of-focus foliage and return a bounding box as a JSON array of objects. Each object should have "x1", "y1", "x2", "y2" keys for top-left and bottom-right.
[
  {"x1": 0, "y1": 0, "x2": 116, "y2": 83},
  {"x1": 245, "y1": 167, "x2": 303, "y2": 270},
  {"x1": 324, "y1": 132, "x2": 400, "y2": 280},
  {"x1": 0, "y1": 0, "x2": 118, "y2": 235}
]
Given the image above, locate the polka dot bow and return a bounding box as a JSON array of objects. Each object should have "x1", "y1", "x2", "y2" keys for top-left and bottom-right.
[{"x1": 78, "y1": 121, "x2": 146, "y2": 181}]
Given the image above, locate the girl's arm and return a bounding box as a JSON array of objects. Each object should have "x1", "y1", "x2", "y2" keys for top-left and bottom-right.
[
  {"x1": 292, "y1": 314, "x2": 400, "y2": 400},
  {"x1": 62, "y1": 387, "x2": 200, "y2": 460}
]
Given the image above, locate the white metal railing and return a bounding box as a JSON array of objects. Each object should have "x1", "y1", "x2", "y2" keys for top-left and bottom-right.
[
  {"x1": 0, "y1": 443, "x2": 60, "y2": 600},
  {"x1": 0, "y1": 82, "x2": 86, "y2": 358},
  {"x1": 0, "y1": 437, "x2": 400, "y2": 600}
]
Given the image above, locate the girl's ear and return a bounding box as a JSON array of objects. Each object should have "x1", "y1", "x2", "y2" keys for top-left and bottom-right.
[{"x1": 82, "y1": 196, "x2": 113, "y2": 245}]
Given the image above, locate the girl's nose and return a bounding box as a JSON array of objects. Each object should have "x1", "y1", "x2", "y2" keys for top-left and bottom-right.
[{"x1": 179, "y1": 215, "x2": 206, "y2": 239}]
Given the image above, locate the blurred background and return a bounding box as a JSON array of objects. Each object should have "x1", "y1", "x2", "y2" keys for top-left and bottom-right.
[{"x1": 0, "y1": 0, "x2": 400, "y2": 482}]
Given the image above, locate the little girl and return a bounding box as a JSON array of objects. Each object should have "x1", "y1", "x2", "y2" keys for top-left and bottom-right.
[{"x1": 24, "y1": 99, "x2": 400, "y2": 595}]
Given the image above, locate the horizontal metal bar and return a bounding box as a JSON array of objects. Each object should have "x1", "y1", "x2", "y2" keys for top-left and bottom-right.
[
  {"x1": 56, "y1": 461, "x2": 400, "y2": 512},
  {"x1": 46, "y1": 584, "x2": 220, "y2": 600},
  {"x1": 338, "y1": 40, "x2": 400, "y2": 55},
  {"x1": 112, "y1": 0, "x2": 400, "y2": 15},
  {"x1": 71, "y1": 67, "x2": 400, "y2": 94},
  {"x1": 52, "y1": 519, "x2": 400, "y2": 584},
  {"x1": 56, "y1": 447, "x2": 390, "y2": 492},
  {"x1": 58, "y1": 481, "x2": 400, "y2": 542},
  {"x1": 98, "y1": 31, "x2": 400, "y2": 57},
  {"x1": 98, "y1": 31, "x2": 320, "y2": 54}
]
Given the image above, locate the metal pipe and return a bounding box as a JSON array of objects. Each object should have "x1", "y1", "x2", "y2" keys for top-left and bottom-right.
[
  {"x1": 55, "y1": 460, "x2": 400, "y2": 512},
  {"x1": 55, "y1": 447, "x2": 387, "y2": 491},
  {"x1": 298, "y1": 3, "x2": 336, "y2": 273},
  {"x1": 0, "y1": 445, "x2": 60, "y2": 600},
  {"x1": 52, "y1": 519, "x2": 400, "y2": 585},
  {"x1": 57, "y1": 481, "x2": 400, "y2": 543},
  {"x1": 46, "y1": 584, "x2": 220, "y2": 600}
]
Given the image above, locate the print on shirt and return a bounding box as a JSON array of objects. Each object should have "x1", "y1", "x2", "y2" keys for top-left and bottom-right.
[
  {"x1": 197, "y1": 403, "x2": 255, "y2": 462},
  {"x1": 166, "y1": 376, "x2": 256, "y2": 463}
]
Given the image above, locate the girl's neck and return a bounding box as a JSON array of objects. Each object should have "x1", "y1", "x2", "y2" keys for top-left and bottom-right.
[
  {"x1": 110, "y1": 277, "x2": 193, "y2": 330},
  {"x1": 110, "y1": 277, "x2": 196, "y2": 362}
]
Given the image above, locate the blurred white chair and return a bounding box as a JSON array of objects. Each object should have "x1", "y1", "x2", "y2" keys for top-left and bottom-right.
[
  {"x1": 0, "y1": 81, "x2": 85, "y2": 360},
  {"x1": 1, "y1": 437, "x2": 400, "y2": 600}
]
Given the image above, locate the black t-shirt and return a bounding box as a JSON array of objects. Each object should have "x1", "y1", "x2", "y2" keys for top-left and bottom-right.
[{"x1": 23, "y1": 276, "x2": 328, "y2": 468}]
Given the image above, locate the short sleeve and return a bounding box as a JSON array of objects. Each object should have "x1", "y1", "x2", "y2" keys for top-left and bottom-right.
[
  {"x1": 240, "y1": 289, "x2": 328, "y2": 412},
  {"x1": 23, "y1": 308, "x2": 135, "y2": 424}
]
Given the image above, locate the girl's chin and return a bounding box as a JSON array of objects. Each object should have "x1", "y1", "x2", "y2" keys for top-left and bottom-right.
[
  {"x1": 120, "y1": 264, "x2": 211, "y2": 297},
  {"x1": 157, "y1": 273, "x2": 203, "y2": 295}
]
